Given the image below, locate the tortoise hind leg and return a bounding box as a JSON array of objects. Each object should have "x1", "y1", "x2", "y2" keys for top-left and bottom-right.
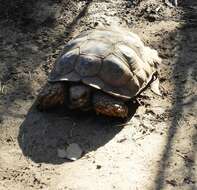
[
  {"x1": 36, "y1": 82, "x2": 66, "y2": 110},
  {"x1": 93, "y1": 92, "x2": 128, "y2": 118}
]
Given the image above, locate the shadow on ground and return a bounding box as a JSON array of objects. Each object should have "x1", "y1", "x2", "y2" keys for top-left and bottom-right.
[
  {"x1": 154, "y1": 1, "x2": 197, "y2": 189},
  {"x1": 0, "y1": 0, "x2": 91, "y2": 30},
  {"x1": 0, "y1": 0, "x2": 92, "y2": 119},
  {"x1": 17, "y1": 100, "x2": 138, "y2": 164}
]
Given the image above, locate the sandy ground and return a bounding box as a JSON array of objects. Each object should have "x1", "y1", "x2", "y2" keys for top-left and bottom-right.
[{"x1": 0, "y1": 0, "x2": 196, "y2": 189}]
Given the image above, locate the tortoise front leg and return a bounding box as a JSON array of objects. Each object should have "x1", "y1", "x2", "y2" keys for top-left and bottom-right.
[
  {"x1": 93, "y1": 92, "x2": 128, "y2": 118},
  {"x1": 36, "y1": 82, "x2": 66, "y2": 110}
]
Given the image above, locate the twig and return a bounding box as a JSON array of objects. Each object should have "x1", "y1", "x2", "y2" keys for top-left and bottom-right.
[
  {"x1": 134, "y1": 134, "x2": 149, "y2": 141},
  {"x1": 164, "y1": 0, "x2": 178, "y2": 8},
  {"x1": 0, "y1": 82, "x2": 7, "y2": 95},
  {"x1": 113, "y1": 121, "x2": 133, "y2": 127}
]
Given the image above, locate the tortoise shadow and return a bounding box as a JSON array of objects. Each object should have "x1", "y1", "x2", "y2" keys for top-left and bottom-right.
[{"x1": 18, "y1": 94, "x2": 138, "y2": 164}]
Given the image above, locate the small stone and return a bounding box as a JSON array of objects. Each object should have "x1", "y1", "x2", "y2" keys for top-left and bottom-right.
[
  {"x1": 66, "y1": 143, "x2": 83, "y2": 161},
  {"x1": 117, "y1": 138, "x2": 127, "y2": 143},
  {"x1": 166, "y1": 179, "x2": 177, "y2": 187},
  {"x1": 57, "y1": 148, "x2": 67, "y2": 158},
  {"x1": 96, "y1": 165, "x2": 102, "y2": 169},
  {"x1": 57, "y1": 143, "x2": 83, "y2": 161},
  {"x1": 94, "y1": 22, "x2": 99, "y2": 27}
]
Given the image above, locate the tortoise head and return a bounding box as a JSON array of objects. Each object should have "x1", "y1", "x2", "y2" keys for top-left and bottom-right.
[{"x1": 69, "y1": 84, "x2": 91, "y2": 109}]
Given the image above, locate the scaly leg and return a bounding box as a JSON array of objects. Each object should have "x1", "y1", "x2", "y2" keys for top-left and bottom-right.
[
  {"x1": 93, "y1": 92, "x2": 128, "y2": 118},
  {"x1": 36, "y1": 82, "x2": 66, "y2": 110}
]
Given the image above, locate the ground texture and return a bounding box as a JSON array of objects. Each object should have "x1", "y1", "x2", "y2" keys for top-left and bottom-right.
[{"x1": 0, "y1": 0, "x2": 196, "y2": 189}]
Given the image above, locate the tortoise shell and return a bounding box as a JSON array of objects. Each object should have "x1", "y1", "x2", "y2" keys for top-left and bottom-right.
[{"x1": 49, "y1": 27, "x2": 161, "y2": 99}]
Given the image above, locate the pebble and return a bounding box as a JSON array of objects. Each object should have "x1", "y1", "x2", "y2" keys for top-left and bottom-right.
[{"x1": 57, "y1": 143, "x2": 83, "y2": 161}]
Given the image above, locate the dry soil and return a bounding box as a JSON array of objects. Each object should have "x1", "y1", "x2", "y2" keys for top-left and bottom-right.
[{"x1": 0, "y1": 0, "x2": 196, "y2": 189}]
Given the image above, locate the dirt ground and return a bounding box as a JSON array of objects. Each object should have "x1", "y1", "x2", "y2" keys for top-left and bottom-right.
[{"x1": 0, "y1": 0, "x2": 196, "y2": 189}]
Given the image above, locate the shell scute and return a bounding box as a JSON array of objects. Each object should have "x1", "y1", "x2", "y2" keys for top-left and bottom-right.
[
  {"x1": 100, "y1": 54, "x2": 132, "y2": 86},
  {"x1": 75, "y1": 55, "x2": 102, "y2": 77},
  {"x1": 48, "y1": 27, "x2": 160, "y2": 99}
]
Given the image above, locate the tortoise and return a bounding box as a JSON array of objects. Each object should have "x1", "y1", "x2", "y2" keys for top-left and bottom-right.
[{"x1": 37, "y1": 27, "x2": 161, "y2": 118}]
